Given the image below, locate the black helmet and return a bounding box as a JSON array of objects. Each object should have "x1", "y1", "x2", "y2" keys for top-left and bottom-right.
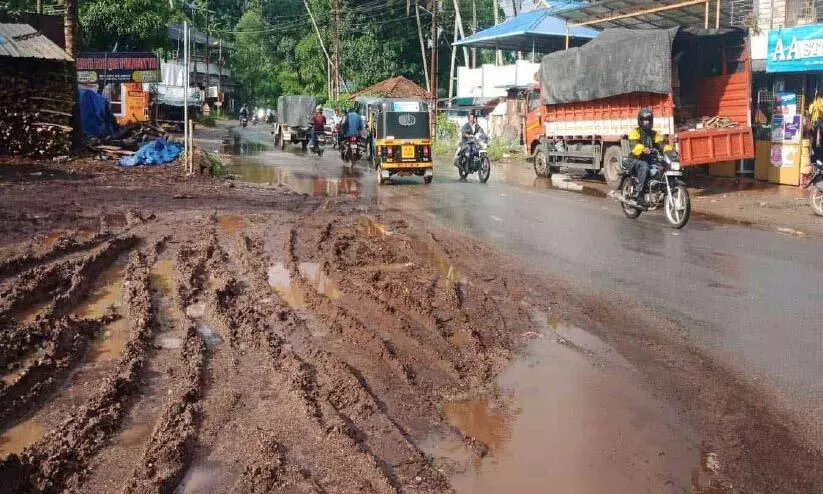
[{"x1": 638, "y1": 108, "x2": 653, "y2": 130}]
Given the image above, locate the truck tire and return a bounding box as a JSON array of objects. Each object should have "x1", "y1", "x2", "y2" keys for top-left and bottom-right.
[
  {"x1": 602, "y1": 145, "x2": 623, "y2": 188},
  {"x1": 533, "y1": 147, "x2": 551, "y2": 178}
]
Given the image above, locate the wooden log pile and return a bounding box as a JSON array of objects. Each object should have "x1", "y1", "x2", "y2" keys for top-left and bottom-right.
[
  {"x1": 87, "y1": 122, "x2": 169, "y2": 155},
  {"x1": 0, "y1": 58, "x2": 75, "y2": 157},
  {"x1": 677, "y1": 115, "x2": 740, "y2": 131}
]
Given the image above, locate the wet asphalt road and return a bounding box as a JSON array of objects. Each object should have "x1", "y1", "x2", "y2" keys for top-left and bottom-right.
[{"x1": 229, "y1": 126, "x2": 823, "y2": 443}]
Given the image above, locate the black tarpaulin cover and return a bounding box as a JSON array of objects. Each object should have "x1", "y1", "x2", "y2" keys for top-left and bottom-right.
[
  {"x1": 277, "y1": 95, "x2": 317, "y2": 127},
  {"x1": 539, "y1": 27, "x2": 679, "y2": 105}
]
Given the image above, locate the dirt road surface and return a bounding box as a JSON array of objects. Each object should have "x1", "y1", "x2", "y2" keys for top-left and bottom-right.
[{"x1": 0, "y1": 126, "x2": 821, "y2": 493}]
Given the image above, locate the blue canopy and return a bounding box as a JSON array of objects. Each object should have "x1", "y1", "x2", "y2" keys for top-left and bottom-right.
[{"x1": 454, "y1": 4, "x2": 599, "y2": 53}]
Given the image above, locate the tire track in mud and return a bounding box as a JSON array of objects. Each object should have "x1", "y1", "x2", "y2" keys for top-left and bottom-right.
[
  {"x1": 120, "y1": 234, "x2": 212, "y2": 494},
  {"x1": 0, "y1": 244, "x2": 160, "y2": 493},
  {"x1": 0, "y1": 237, "x2": 140, "y2": 432}
]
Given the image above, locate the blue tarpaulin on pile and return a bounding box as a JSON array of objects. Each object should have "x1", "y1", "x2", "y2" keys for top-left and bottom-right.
[
  {"x1": 78, "y1": 88, "x2": 117, "y2": 138},
  {"x1": 119, "y1": 139, "x2": 183, "y2": 167}
]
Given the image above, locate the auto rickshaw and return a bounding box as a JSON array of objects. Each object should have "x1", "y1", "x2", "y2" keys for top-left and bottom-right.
[{"x1": 368, "y1": 99, "x2": 433, "y2": 185}]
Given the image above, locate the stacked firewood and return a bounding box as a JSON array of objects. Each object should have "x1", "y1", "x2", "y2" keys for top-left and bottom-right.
[
  {"x1": 87, "y1": 123, "x2": 169, "y2": 155},
  {"x1": 700, "y1": 116, "x2": 739, "y2": 128},
  {"x1": 0, "y1": 61, "x2": 75, "y2": 157},
  {"x1": 677, "y1": 115, "x2": 740, "y2": 131}
]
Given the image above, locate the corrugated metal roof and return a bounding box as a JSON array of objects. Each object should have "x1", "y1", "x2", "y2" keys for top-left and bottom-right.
[
  {"x1": 0, "y1": 23, "x2": 72, "y2": 61},
  {"x1": 551, "y1": 0, "x2": 745, "y2": 30}
]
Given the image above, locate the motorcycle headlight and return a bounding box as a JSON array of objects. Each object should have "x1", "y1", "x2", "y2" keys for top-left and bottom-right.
[{"x1": 670, "y1": 161, "x2": 682, "y2": 171}]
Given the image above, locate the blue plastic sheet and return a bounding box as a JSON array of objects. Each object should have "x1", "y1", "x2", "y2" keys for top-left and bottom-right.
[
  {"x1": 78, "y1": 88, "x2": 117, "y2": 138},
  {"x1": 119, "y1": 139, "x2": 183, "y2": 167}
]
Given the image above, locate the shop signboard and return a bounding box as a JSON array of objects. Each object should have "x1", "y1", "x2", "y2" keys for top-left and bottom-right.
[
  {"x1": 77, "y1": 52, "x2": 161, "y2": 84},
  {"x1": 767, "y1": 24, "x2": 823, "y2": 72}
]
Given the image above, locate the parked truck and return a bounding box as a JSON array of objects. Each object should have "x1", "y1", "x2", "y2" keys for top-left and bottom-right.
[
  {"x1": 524, "y1": 27, "x2": 754, "y2": 186},
  {"x1": 274, "y1": 95, "x2": 317, "y2": 150}
]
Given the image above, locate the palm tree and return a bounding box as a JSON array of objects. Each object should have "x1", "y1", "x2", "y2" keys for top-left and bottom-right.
[{"x1": 64, "y1": 0, "x2": 78, "y2": 58}]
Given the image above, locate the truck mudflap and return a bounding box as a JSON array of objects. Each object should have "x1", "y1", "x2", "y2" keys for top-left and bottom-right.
[{"x1": 677, "y1": 127, "x2": 754, "y2": 166}]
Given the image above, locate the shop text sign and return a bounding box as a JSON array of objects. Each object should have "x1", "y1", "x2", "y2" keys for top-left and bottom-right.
[
  {"x1": 768, "y1": 25, "x2": 823, "y2": 73},
  {"x1": 77, "y1": 52, "x2": 161, "y2": 84}
]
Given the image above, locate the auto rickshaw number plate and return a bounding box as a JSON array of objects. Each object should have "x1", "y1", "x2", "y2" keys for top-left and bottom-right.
[{"x1": 401, "y1": 145, "x2": 415, "y2": 159}]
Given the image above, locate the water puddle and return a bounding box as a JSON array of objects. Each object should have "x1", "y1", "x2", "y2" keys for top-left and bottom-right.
[
  {"x1": 196, "y1": 323, "x2": 222, "y2": 348},
  {"x1": 151, "y1": 259, "x2": 175, "y2": 294},
  {"x1": 433, "y1": 320, "x2": 698, "y2": 493},
  {"x1": 266, "y1": 262, "x2": 341, "y2": 307},
  {"x1": 216, "y1": 214, "x2": 249, "y2": 235},
  {"x1": 267, "y1": 263, "x2": 306, "y2": 308},
  {"x1": 298, "y1": 263, "x2": 341, "y2": 300},
  {"x1": 230, "y1": 160, "x2": 361, "y2": 197},
  {"x1": 443, "y1": 395, "x2": 513, "y2": 456},
  {"x1": 356, "y1": 216, "x2": 392, "y2": 237},
  {"x1": 0, "y1": 419, "x2": 45, "y2": 457},
  {"x1": 75, "y1": 257, "x2": 130, "y2": 362},
  {"x1": 117, "y1": 421, "x2": 153, "y2": 447},
  {"x1": 151, "y1": 258, "x2": 186, "y2": 350},
  {"x1": 176, "y1": 460, "x2": 234, "y2": 493}
]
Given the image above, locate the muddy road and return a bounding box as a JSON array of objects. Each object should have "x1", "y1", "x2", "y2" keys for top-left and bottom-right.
[{"x1": 0, "y1": 127, "x2": 820, "y2": 493}]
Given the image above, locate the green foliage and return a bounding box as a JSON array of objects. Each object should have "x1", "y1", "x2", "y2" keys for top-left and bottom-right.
[
  {"x1": 486, "y1": 138, "x2": 522, "y2": 162},
  {"x1": 232, "y1": 8, "x2": 279, "y2": 106},
  {"x1": 197, "y1": 115, "x2": 216, "y2": 127},
  {"x1": 79, "y1": 0, "x2": 178, "y2": 51},
  {"x1": 435, "y1": 112, "x2": 458, "y2": 141},
  {"x1": 204, "y1": 151, "x2": 228, "y2": 176}
]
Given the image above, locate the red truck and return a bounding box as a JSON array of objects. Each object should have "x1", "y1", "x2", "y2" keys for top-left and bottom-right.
[{"x1": 524, "y1": 27, "x2": 754, "y2": 186}]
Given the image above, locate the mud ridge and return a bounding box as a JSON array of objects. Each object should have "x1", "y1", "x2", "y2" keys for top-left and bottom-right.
[{"x1": 0, "y1": 249, "x2": 158, "y2": 493}]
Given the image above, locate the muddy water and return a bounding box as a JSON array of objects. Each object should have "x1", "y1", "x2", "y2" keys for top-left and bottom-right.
[
  {"x1": 0, "y1": 420, "x2": 46, "y2": 457},
  {"x1": 267, "y1": 262, "x2": 341, "y2": 308},
  {"x1": 77, "y1": 258, "x2": 130, "y2": 362},
  {"x1": 151, "y1": 259, "x2": 185, "y2": 350},
  {"x1": 230, "y1": 158, "x2": 362, "y2": 197},
  {"x1": 435, "y1": 317, "x2": 698, "y2": 493}
]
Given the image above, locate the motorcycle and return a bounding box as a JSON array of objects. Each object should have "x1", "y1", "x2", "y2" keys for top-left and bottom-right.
[
  {"x1": 310, "y1": 131, "x2": 326, "y2": 157},
  {"x1": 240, "y1": 116, "x2": 248, "y2": 128},
  {"x1": 455, "y1": 134, "x2": 491, "y2": 183},
  {"x1": 805, "y1": 159, "x2": 823, "y2": 216},
  {"x1": 331, "y1": 125, "x2": 339, "y2": 149},
  {"x1": 251, "y1": 114, "x2": 259, "y2": 126},
  {"x1": 341, "y1": 135, "x2": 365, "y2": 167},
  {"x1": 614, "y1": 149, "x2": 691, "y2": 229}
]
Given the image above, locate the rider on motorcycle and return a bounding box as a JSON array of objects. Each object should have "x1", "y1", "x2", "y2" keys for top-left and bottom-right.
[
  {"x1": 239, "y1": 104, "x2": 250, "y2": 120},
  {"x1": 455, "y1": 112, "x2": 486, "y2": 165},
  {"x1": 341, "y1": 107, "x2": 364, "y2": 145},
  {"x1": 625, "y1": 108, "x2": 672, "y2": 205},
  {"x1": 309, "y1": 104, "x2": 327, "y2": 148}
]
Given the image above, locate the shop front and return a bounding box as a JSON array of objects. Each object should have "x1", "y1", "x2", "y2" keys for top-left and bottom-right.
[
  {"x1": 752, "y1": 24, "x2": 823, "y2": 185},
  {"x1": 76, "y1": 52, "x2": 161, "y2": 126}
]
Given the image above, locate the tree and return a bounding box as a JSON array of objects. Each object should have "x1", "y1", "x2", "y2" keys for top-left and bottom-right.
[
  {"x1": 232, "y1": 7, "x2": 279, "y2": 105},
  {"x1": 78, "y1": 0, "x2": 176, "y2": 51}
]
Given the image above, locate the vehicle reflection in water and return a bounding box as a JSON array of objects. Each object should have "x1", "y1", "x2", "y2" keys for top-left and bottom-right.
[{"x1": 231, "y1": 159, "x2": 362, "y2": 198}]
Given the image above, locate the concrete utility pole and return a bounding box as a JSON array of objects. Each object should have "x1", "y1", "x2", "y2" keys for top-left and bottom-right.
[
  {"x1": 36, "y1": 0, "x2": 43, "y2": 14},
  {"x1": 415, "y1": 1, "x2": 431, "y2": 92},
  {"x1": 471, "y1": 0, "x2": 477, "y2": 67},
  {"x1": 430, "y1": 0, "x2": 438, "y2": 136},
  {"x1": 205, "y1": 0, "x2": 210, "y2": 96},
  {"x1": 448, "y1": 11, "x2": 458, "y2": 106},
  {"x1": 451, "y1": 0, "x2": 470, "y2": 67},
  {"x1": 303, "y1": 0, "x2": 336, "y2": 97},
  {"x1": 492, "y1": 0, "x2": 502, "y2": 64},
  {"x1": 333, "y1": 0, "x2": 341, "y2": 99}
]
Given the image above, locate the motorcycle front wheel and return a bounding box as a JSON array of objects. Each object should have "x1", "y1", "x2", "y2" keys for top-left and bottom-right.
[
  {"x1": 810, "y1": 186, "x2": 823, "y2": 216},
  {"x1": 621, "y1": 179, "x2": 642, "y2": 219},
  {"x1": 664, "y1": 184, "x2": 691, "y2": 228},
  {"x1": 478, "y1": 156, "x2": 491, "y2": 183}
]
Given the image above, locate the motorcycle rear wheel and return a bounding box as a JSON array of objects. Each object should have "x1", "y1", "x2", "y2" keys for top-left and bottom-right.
[
  {"x1": 810, "y1": 187, "x2": 823, "y2": 216},
  {"x1": 478, "y1": 156, "x2": 491, "y2": 183},
  {"x1": 621, "y1": 179, "x2": 642, "y2": 219},
  {"x1": 457, "y1": 157, "x2": 469, "y2": 180},
  {"x1": 664, "y1": 184, "x2": 691, "y2": 228}
]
